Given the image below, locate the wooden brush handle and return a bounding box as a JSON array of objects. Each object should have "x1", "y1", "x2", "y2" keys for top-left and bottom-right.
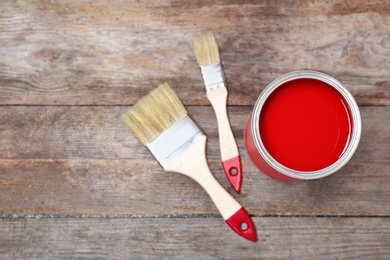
[
  {"x1": 207, "y1": 88, "x2": 243, "y2": 194},
  {"x1": 163, "y1": 136, "x2": 256, "y2": 242}
]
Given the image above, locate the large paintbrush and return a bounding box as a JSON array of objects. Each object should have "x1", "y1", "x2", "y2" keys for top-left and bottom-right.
[{"x1": 121, "y1": 83, "x2": 256, "y2": 241}]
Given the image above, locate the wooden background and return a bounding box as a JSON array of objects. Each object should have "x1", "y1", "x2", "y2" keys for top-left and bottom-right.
[{"x1": 1, "y1": 0, "x2": 389, "y2": 259}]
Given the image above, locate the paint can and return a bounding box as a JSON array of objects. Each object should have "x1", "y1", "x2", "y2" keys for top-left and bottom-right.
[{"x1": 244, "y1": 70, "x2": 361, "y2": 181}]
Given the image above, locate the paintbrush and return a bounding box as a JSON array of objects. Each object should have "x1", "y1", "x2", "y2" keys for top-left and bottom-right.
[
  {"x1": 193, "y1": 31, "x2": 243, "y2": 194},
  {"x1": 121, "y1": 83, "x2": 256, "y2": 242}
]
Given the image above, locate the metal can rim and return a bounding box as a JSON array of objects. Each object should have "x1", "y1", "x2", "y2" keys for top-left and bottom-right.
[{"x1": 251, "y1": 70, "x2": 362, "y2": 180}]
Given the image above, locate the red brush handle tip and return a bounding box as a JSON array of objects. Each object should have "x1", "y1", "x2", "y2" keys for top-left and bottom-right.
[
  {"x1": 225, "y1": 207, "x2": 257, "y2": 242},
  {"x1": 222, "y1": 155, "x2": 242, "y2": 194}
]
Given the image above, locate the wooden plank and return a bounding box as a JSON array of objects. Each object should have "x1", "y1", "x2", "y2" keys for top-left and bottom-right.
[
  {"x1": 0, "y1": 158, "x2": 388, "y2": 216},
  {"x1": 0, "y1": 106, "x2": 388, "y2": 160},
  {"x1": 0, "y1": 1, "x2": 389, "y2": 106},
  {"x1": 0, "y1": 106, "x2": 389, "y2": 215},
  {"x1": 0, "y1": 217, "x2": 389, "y2": 259}
]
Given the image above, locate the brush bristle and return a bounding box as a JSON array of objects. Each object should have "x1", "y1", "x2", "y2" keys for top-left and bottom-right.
[
  {"x1": 193, "y1": 31, "x2": 221, "y2": 66},
  {"x1": 121, "y1": 83, "x2": 187, "y2": 145}
]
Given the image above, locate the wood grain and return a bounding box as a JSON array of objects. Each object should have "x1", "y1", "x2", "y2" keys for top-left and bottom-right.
[
  {"x1": 0, "y1": 106, "x2": 388, "y2": 160},
  {"x1": 1, "y1": 217, "x2": 389, "y2": 259},
  {"x1": 0, "y1": 106, "x2": 388, "y2": 215},
  {"x1": 1, "y1": 1, "x2": 390, "y2": 258},
  {"x1": 0, "y1": 157, "x2": 388, "y2": 216},
  {"x1": 0, "y1": 0, "x2": 389, "y2": 106}
]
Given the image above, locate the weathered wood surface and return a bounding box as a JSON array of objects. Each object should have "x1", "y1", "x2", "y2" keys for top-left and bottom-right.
[
  {"x1": 0, "y1": 0, "x2": 389, "y2": 106},
  {"x1": 0, "y1": 106, "x2": 389, "y2": 216},
  {"x1": 1, "y1": 0, "x2": 390, "y2": 259},
  {"x1": 0, "y1": 106, "x2": 388, "y2": 161},
  {"x1": 1, "y1": 158, "x2": 389, "y2": 216},
  {"x1": 1, "y1": 217, "x2": 389, "y2": 259}
]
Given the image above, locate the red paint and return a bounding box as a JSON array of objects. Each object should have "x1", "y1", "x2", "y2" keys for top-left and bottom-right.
[
  {"x1": 225, "y1": 207, "x2": 257, "y2": 242},
  {"x1": 245, "y1": 116, "x2": 298, "y2": 182},
  {"x1": 259, "y1": 78, "x2": 352, "y2": 171},
  {"x1": 222, "y1": 156, "x2": 242, "y2": 194}
]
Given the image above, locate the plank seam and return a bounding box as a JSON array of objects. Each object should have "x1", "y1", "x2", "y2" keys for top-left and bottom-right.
[{"x1": 1, "y1": 214, "x2": 389, "y2": 219}]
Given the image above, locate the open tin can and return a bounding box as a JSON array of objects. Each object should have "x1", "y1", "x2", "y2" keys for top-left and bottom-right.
[{"x1": 244, "y1": 70, "x2": 361, "y2": 181}]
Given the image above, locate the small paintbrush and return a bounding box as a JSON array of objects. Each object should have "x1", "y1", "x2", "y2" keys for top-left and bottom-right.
[
  {"x1": 121, "y1": 83, "x2": 256, "y2": 242},
  {"x1": 193, "y1": 31, "x2": 243, "y2": 194}
]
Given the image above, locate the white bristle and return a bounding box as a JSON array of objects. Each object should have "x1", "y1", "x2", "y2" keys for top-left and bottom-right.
[
  {"x1": 121, "y1": 83, "x2": 187, "y2": 145},
  {"x1": 193, "y1": 31, "x2": 221, "y2": 66}
]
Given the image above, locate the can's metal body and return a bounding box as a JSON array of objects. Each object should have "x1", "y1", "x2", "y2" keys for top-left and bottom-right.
[{"x1": 244, "y1": 70, "x2": 362, "y2": 181}]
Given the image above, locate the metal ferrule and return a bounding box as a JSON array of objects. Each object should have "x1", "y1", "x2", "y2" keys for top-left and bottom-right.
[
  {"x1": 147, "y1": 115, "x2": 203, "y2": 167},
  {"x1": 200, "y1": 62, "x2": 226, "y2": 91}
]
